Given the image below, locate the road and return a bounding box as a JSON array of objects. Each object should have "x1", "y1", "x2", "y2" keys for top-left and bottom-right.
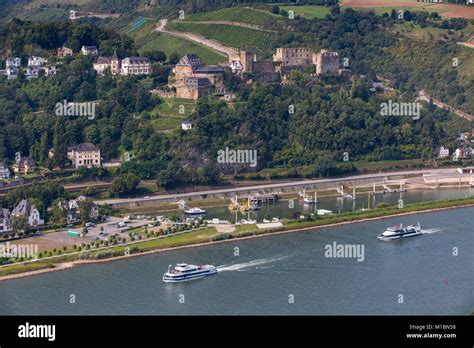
[
  {"x1": 417, "y1": 89, "x2": 473, "y2": 121},
  {"x1": 155, "y1": 19, "x2": 236, "y2": 57},
  {"x1": 177, "y1": 20, "x2": 277, "y2": 32},
  {"x1": 95, "y1": 168, "x2": 459, "y2": 207}
]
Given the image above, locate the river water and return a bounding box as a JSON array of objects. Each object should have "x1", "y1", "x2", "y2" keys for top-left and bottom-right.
[
  {"x1": 1, "y1": 205, "x2": 472, "y2": 315},
  {"x1": 199, "y1": 187, "x2": 474, "y2": 222}
]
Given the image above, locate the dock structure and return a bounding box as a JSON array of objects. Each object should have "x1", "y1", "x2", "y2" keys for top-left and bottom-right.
[
  {"x1": 95, "y1": 168, "x2": 461, "y2": 208},
  {"x1": 247, "y1": 193, "x2": 277, "y2": 203}
]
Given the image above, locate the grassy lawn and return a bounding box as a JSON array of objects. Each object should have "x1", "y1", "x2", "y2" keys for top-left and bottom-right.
[
  {"x1": 118, "y1": 227, "x2": 217, "y2": 252},
  {"x1": 150, "y1": 97, "x2": 196, "y2": 132},
  {"x1": 279, "y1": 5, "x2": 331, "y2": 19},
  {"x1": 184, "y1": 7, "x2": 277, "y2": 25},
  {"x1": 235, "y1": 224, "x2": 258, "y2": 233},
  {"x1": 167, "y1": 22, "x2": 277, "y2": 55}
]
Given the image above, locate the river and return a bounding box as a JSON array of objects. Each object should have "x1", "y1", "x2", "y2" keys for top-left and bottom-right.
[{"x1": 1, "y1": 205, "x2": 472, "y2": 315}]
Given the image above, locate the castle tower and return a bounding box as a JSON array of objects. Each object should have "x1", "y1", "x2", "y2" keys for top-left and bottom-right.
[
  {"x1": 111, "y1": 49, "x2": 120, "y2": 75},
  {"x1": 240, "y1": 50, "x2": 255, "y2": 73}
]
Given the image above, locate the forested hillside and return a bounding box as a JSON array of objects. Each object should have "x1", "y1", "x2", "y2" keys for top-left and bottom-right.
[{"x1": 0, "y1": 4, "x2": 472, "y2": 189}]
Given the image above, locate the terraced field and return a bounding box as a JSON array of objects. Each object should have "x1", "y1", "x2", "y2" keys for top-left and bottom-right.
[
  {"x1": 341, "y1": 0, "x2": 474, "y2": 19},
  {"x1": 138, "y1": 32, "x2": 226, "y2": 65},
  {"x1": 167, "y1": 21, "x2": 278, "y2": 56},
  {"x1": 183, "y1": 7, "x2": 277, "y2": 25}
]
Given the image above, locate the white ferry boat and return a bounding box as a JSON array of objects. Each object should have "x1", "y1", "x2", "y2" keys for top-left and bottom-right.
[
  {"x1": 377, "y1": 223, "x2": 422, "y2": 241},
  {"x1": 184, "y1": 207, "x2": 206, "y2": 215},
  {"x1": 162, "y1": 263, "x2": 217, "y2": 282}
]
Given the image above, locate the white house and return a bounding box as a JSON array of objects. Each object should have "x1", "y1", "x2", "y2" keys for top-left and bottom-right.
[
  {"x1": 182, "y1": 121, "x2": 192, "y2": 130},
  {"x1": 81, "y1": 46, "x2": 98, "y2": 56},
  {"x1": 67, "y1": 143, "x2": 101, "y2": 168},
  {"x1": 43, "y1": 66, "x2": 57, "y2": 76},
  {"x1": 0, "y1": 163, "x2": 10, "y2": 180},
  {"x1": 60, "y1": 196, "x2": 98, "y2": 224},
  {"x1": 0, "y1": 208, "x2": 12, "y2": 234},
  {"x1": 12, "y1": 200, "x2": 44, "y2": 227},
  {"x1": 27, "y1": 56, "x2": 45, "y2": 67},
  {"x1": 5, "y1": 57, "x2": 20, "y2": 79},
  {"x1": 6, "y1": 57, "x2": 21, "y2": 69},
  {"x1": 438, "y1": 146, "x2": 450, "y2": 158},
  {"x1": 121, "y1": 57, "x2": 151, "y2": 75},
  {"x1": 25, "y1": 65, "x2": 40, "y2": 79}
]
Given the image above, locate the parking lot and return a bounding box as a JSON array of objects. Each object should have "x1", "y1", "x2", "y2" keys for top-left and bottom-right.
[{"x1": 7, "y1": 217, "x2": 163, "y2": 253}]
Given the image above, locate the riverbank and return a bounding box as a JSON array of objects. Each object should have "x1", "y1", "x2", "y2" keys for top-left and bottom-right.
[{"x1": 1, "y1": 196, "x2": 473, "y2": 281}]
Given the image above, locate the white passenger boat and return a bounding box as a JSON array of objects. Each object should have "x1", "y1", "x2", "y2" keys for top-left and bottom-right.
[
  {"x1": 162, "y1": 263, "x2": 217, "y2": 282},
  {"x1": 377, "y1": 223, "x2": 422, "y2": 241},
  {"x1": 184, "y1": 207, "x2": 206, "y2": 215}
]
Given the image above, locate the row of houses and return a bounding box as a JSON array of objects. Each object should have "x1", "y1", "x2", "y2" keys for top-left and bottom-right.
[
  {"x1": 2, "y1": 56, "x2": 56, "y2": 80},
  {"x1": 93, "y1": 50, "x2": 151, "y2": 76},
  {"x1": 0, "y1": 143, "x2": 120, "y2": 179},
  {"x1": 0, "y1": 196, "x2": 98, "y2": 235},
  {"x1": 57, "y1": 45, "x2": 98, "y2": 57},
  {"x1": 439, "y1": 146, "x2": 474, "y2": 160},
  {"x1": 0, "y1": 158, "x2": 35, "y2": 177}
]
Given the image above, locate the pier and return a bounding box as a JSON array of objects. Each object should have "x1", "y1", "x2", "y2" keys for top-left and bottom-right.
[{"x1": 95, "y1": 168, "x2": 473, "y2": 208}]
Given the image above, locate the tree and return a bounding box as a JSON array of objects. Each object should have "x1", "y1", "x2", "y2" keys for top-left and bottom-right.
[
  {"x1": 78, "y1": 200, "x2": 94, "y2": 223},
  {"x1": 142, "y1": 50, "x2": 166, "y2": 62},
  {"x1": 12, "y1": 215, "x2": 29, "y2": 235},
  {"x1": 156, "y1": 163, "x2": 184, "y2": 189},
  {"x1": 110, "y1": 173, "x2": 140, "y2": 197},
  {"x1": 51, "y1": 118, "x2": 69, "y2": 168}
]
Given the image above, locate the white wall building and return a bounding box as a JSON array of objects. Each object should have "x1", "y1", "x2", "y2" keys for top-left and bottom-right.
[
  {"x1": 121, "y1": 57, "x2": 151, "y2": 75},
  {"x1": 6, "y1": 57, "x2": 21, "y2": 69},
  {"x1": 0, "y1": 208, "x2": 12, "y2": 234},
  {"x1": 81, "y1": 46, "x2": 99, "y2": 56},
  {"x1": 27, "y1": 56, "x2": 45, "y2": 67},
  {"x1": 438, "y1": 146, "x2": 450, "y2": 158},
  {"x1": 67, "y1": 143, "x2": 101, "y2": 168},
  {"x1": 0, "y1": 163, "x2": 10, "y2": 180},
  {"x1": 182, "y1": 121, "x2": 192, "y2": 130},
  {"x1": 12, "y1": 200, "x2": 44, "y2": 227}
]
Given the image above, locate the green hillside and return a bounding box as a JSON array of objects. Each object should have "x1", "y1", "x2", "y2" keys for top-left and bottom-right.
[
  {"x1": 137, "y1": 32, "x2": 226, "y2": 65},
  {"x1": 183, "y1": 7, "x2": 278, "y2": 25},
  {"x1": 167, "y1": 21, "x2": 277, "y2": 56},
  {"x1": 278, "y1": 5, "x2": 331, "y2": 19}
]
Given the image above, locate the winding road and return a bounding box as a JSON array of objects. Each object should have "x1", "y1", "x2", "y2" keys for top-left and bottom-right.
[{"x1": 155, "y1": 19, "x2": 236, "y2": 57}]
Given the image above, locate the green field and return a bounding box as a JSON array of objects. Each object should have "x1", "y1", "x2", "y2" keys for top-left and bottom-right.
[
  {"x1": 279, "y1": 5, "x2": 331, "y2": 19},
  {"x1": 184, "y1": 7, "x2": 277, "y2": 26},
  {"x1": 167, "y1": 22, "x2": 277, "y2": 55},
  {"x1": 393, "y1": 22, "x2": 474, "y2": 42},
  {"x1": 150, "y1": 98, "x2": 196, "y2": 132}
]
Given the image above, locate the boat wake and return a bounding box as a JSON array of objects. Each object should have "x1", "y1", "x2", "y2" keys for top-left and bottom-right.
[
  {"x1": 217, "y1": 256, "x2": 286, "y2": 272},
  {"x1": 422, "y1": 228, "x2": 442, "y2": 234}
]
